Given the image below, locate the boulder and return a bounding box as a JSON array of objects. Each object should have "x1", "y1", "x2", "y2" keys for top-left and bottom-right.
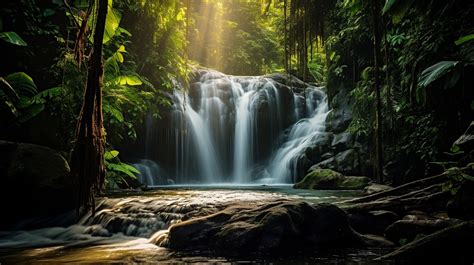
[
  {"x1": 365, "y1": 183, "x2": 393, "y2": 195},
  {"x1": 311, "y1": 149, "x2": 363, "y2": 176},
  {"x1": 349, "y1": 210, "x2": 399, "y2": 235},
  {"x1": 294, "y1": 168, "x2": 371, "y2": 190},
  {"x1": 264, "y1": 73, "x2": 307, "y2": 89},
  {"x1": 325, "y1": 108, "x2": 352, "y2": 133},
  {"x1": 334, "y1": 149, "x2": 360, "y2": 174},
  {"x1": 331, "y1": 132, "x2": 354, "y2": 152},
  {"x1": 0, "y1": 141, "x2": 75, "y2": 227},
  {"x1": 161, "y1": 201, "x2": 387, "y2": 254}
]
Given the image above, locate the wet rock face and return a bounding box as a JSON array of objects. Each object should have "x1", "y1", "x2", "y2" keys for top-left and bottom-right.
[
  {"x1": 0, "y1": 141, "x2": 74, "y2": 227},
  {"x1": 161, "y1": 201, "x2": 369, "y2": 254}
]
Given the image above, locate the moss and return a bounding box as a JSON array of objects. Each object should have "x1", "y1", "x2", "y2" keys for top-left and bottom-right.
[
  {"x1": 294, "y1": 168, "x2": 371, "y2": 190},
  {"x1": 341, "y1": 176, "x2": 371, "y2": 189},
  {"x1": 294, "y1": 169, "x2": 344, "y2": 189}
]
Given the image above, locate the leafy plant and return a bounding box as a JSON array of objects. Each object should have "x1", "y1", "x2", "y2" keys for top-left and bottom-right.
[
  {"x1": 0, "y1": 72, "x2": 60, "y2": 124},
  {"x1": 455, "y1": 34, "x2": 474, "y2": 46},
  {"x1": 418, "y1": 61, "x2": 460, "y2": 89},
  {"x1": 441, "y1": 166, "x2": 474, "y2": 196},
  {"x1": 104, "y1": 149, "x2": 140, "y2": 189},
  {"x1": 382, "y1": 0, "x2": 413, "y2": 24},
  {"x1": 0, "y1": 31, "x2": 27, "y2": 46}
]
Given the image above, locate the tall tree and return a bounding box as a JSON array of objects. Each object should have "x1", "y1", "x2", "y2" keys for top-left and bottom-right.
[
  {"x1": 70, "y1": 0, "x2": 108, "y2": 212},
  {"x1": 370, "y1": 0, "x2": 384, "y2": 183}
]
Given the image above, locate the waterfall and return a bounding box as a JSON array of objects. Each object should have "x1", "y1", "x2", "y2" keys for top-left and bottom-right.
[
  {"x1": 267, "y1": 90, "x2": 329, "y2": 183},
  {"x1": 134, "y1": 69, "x2": 330, "y2": 184},
  {"x1": 132, "y1": 160, "x2": 164, "y2": 186},
  {"x1": 232, "y1": 87, "x2": 255, "y2": 183}
]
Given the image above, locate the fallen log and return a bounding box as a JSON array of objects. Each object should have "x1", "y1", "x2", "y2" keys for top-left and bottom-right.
[
  {"x1": 342, "y1": 191, "x2": 450, "y2": 214},
  {"x1": 342, "y1": 173, "x2": 449, "y2": 204},
  {"x1": 378, "y1": 221, "x2": 474, "y2": 263}
]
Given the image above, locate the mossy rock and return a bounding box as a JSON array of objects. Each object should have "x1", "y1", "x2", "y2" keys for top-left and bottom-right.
[
  {"x1": 294, "y1": 168, "x2": 371, "y2": 190},
  {"x1": 0, "y1": 141, "x2": 74, "y2": 227}
]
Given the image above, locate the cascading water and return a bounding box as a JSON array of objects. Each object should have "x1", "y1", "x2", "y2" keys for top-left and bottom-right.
[
  {"x1": 135, "y1": 69, "x2": 330, "y2": 184},
  {"x1": 267, "y1": 90, "x2": 329, "y2": 183}
]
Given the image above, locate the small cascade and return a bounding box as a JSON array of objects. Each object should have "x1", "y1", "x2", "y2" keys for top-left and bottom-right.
[
  {"x1": 232, "y1": 86, "x2": 255, "y2": 183},
  {"x1": 267, "y1": 90, "x2": 329, "y2": 183},
  {"x1": 132, "y1": 160, "x2": 165, "y2": 186},
  {"x1": 135, "y1": 69, "x2": 330, "y2": 184}
]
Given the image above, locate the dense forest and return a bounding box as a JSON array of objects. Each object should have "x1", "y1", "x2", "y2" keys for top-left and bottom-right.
[{"x1": 0, "y1": 0, "x2": 473, "y2": 264}]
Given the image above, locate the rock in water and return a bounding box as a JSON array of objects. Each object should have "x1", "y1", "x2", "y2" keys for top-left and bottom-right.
[
  {"x1": 160, "y1": 200, "x2": 388, "y2": 254},
  {"x1": 365, "y1": 183, "x2": 393, "y2": 195},
  {"x1": 0, "y1": 141, "x2": 74, "y2": 228},
  {"x1": 294, "y1": 168, "x2": 371, "y2": 190}
]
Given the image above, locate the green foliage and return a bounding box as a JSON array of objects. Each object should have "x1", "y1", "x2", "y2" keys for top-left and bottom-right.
[
  {"x1": 441, "y1": 166, "x2": 474, "y2": 196},
  {"x1": 418, "y1": 61, "x2": 460, "y2": 89},
  {"x1": 47, "y1": 1, "x2": 172, "y2": 148},
  {"x1": 399, "y1": 238, "x2": 408, "y2": 246},
  {"x1": 187, "y1": 0, "x2": 282, "y2": 75},
  {"x1": 455, "y1": 34, "x2": 474, "y2": 46},
  {"x1": 382, "y1": 0, "x2": 413, "y2": 24},
  {"x1": 104, "y1": 149, "x2": 140, "y2": 189},
  {"x1": 4, "y1": 72, "x2": 38, "y2": 97},
  {"x1": 0, "y1": 31, "x2": 27, "y2": 46},
  {"x1": 0, "y1": 72, "x2": 59, "y2": 125},
  {"x1": 417, "y1": 61, "x2": 460, "y2": 103},
  {"x1": 102, "y1": 6, "x2": 121, "y2": 44}
]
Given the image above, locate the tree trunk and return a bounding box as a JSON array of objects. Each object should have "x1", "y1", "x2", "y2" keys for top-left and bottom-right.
[
  {"x1": 70, "y1": 0, "x2": 108, "y2": 212},
  {"x1": 371, "y1": 0, "x2": 384, "y2": 183},
  {"x1": 283, "y1": 0, "x2": 289, "y2": 74}
]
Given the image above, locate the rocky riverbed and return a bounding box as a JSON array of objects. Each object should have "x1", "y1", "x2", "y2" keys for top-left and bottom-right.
[{"x1": 0, "y1": 186, "x2": 394, "y2": 264}]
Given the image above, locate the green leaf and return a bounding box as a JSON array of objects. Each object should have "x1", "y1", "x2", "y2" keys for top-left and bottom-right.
[
  {"x1": 117, "y1": 44, "x2": 126, "y2": 52},
  {"x1": 4, "y1": 72, "x2": 38, "y2": 96},
  {"x1": 18, "y1": 103, "x2": 44, "y2": 123},
  {"x1": 107, "y1": 162, "x2": 139, "y2": 178},
  {"x1": 418, "y1": 61, "x2": 460, "y2": 89},
  {"x1": 74, "y1": 0, "x2": 90, "y2": 8},
  {"x1": 455, "y1": 34, "x2": 474, "y2": 46},
  {"x1": 450, "y1": 145, "x2": 461, "y2": 154},
  {"x1": 111, "y1": 75, "x2": 143, "y2": 86},
  {"x1": 105, "y1": 150, "x2": 119, "y2": 160},
  {"x1": 462, "y1": 174, "x2": 474, "y2": 181},
  {"x1": 106, "y1": 45, "x2": 126, "y2": 67},
  {"x1": 0, "y1": 32, "x2": 27, "y2": 46},
  {"x1": 121, "y1": 163, "x2": 140, "y2": 174},
  {"x1": 103, "y1": 8, "x2": 122, "y2": 44},
  {"x1": 176, "y1": 8, "x2": 185, "y2": 21},
  {"x1": 33, "y1": 87, "x2": 63, "y2": 103},
  {"x1": 0, "y1": 77, "x2": 20, "y2": 102},
  {"x1": 116, "y1": 27, "x2": 132, "y2": 37},
  {"x1": 382, "y1": 0, "x2": 414, "y2": 24},
  {"x1": 42, "y1": 9, "x2": 55, "y2": 17},
  {"x1": 382, "y1": 0, "x2": 397, "y2": 14},
  {"x1": 441, "y1": 181, "x2": 453, "y2": 192},
  {"x1": 103, "y1": 104, "x2": 124, "y2": 122},
  {"x1": 17, "y1": 96, "x2": 33, "y2": 109}
]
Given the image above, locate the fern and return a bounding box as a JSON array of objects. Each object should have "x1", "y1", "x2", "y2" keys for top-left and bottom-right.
[{"x1": 418, "y1": 61, "x2": 460, "y2": 89}]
